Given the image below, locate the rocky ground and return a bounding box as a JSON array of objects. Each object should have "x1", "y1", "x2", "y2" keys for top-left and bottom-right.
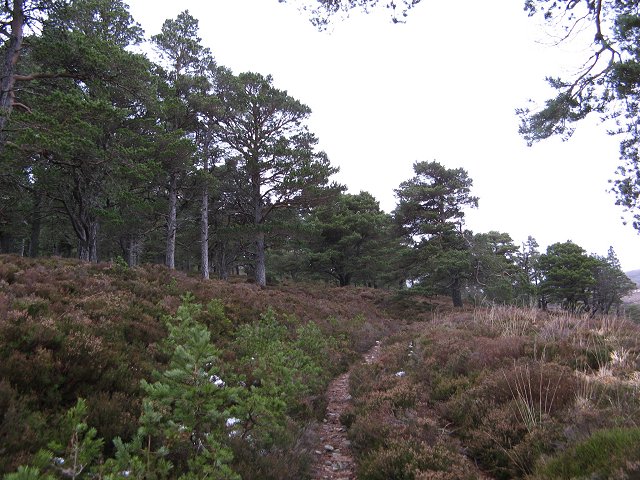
[{"x1": 310, "y1": 341, "x2": 382, "y2": 480}]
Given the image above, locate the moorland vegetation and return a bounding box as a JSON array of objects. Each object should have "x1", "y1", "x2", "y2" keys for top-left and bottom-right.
[
  {"x1": 2, "y1": 1, "x2": 640, "y2": 479},
  {"x1": 0, "y1": 254, "x2": 401, "y2": 479},
  {"x1": 1, "y1": 255, "x2": 639, "y2": 479}
]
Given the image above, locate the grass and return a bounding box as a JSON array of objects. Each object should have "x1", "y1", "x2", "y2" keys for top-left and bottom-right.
[
  {"x1": 505, "y1": 361, "x2": 564, "y2": 433},
  {"x1": 534, "y1": 427, "x2": 640, "y2": 479},
  {"x1": 344, "y1": 305, "x2": 640, "y2": 479}
]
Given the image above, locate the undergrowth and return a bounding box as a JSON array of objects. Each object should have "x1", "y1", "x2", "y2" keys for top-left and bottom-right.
[
  {"x1": 0, "y1": 255, "x2": 402, "y2": 478},
  {"x1": 346, "y1": 305, "x2": 640, "y2": 479}
]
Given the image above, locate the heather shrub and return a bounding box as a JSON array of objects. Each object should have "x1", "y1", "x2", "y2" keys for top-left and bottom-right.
[
  {"x1": 227, "y1": 423, "x2": 314, "y2": 480},
  {"x1": 467, "y1": 335, "x2": 528, "y2": 369},
  {"x1": 417, "y1": 325, "x2": 530, "y2": 379},
  {"x1": 500, "y1": 361, "x2": 577, "y2": 430},
  {"x1": 358, "y1": 439, "x2": 475, "y2": 480},
  {"x1": 345, "y1": 314, "x2": 381, "y2": 353},
  {"x1": 198, "y1": 298, "x2": 233, "y2": 337},
  {"x1": 562, "y1": 392, "x2": 618, "y2": 443},
  {"x1": 424, "y1": 328, "x2": 475, "y2": 376},
  {"x1": 410, "y1": 354, "x2": 436, "y2": 386},
  {"x1": 0, "y1": 261, "x2": 19, "y2": 284},
  {"x1": 11, "y1": 296, "x2": 50, "y2": 319},
  {"x1": 509, "y1": 423, "x2": 564, "y2": 477},
  {"x1": 466, "y1": 402, "x2": 562, "y2": 478},
  {"x1": 0, "y1": 347, "x2": 63, "y2": 408},
  {"x1": 439, "y1": 391, "x2": 488, "y2": 433},
  {"x1": 359, "y1": 378, "x2": 418, "y2": 419},
  {"x1": 0, "y1": 292, "x2": 10, "y2": 320},
  {"x1": 349, "y1": 361, "x2": 385, "y2": 399},
  {"x1": 0, "y1": 314, "x2": 62, "y2": 353},
  {"x1": 85, "y1": 391, "x2": 139, "y2": 452},
  {"x1": 385, "y1": 379, "x2": 419, "y2": 415},
  {"x1": 377, "y1": 341, "x2": 413, "y2": 373},
  {"x1": 437, "y1": 370, "x2": 504, "y2": 431},
  {"x1": 467, "y1": 402, "x2": 527, "y2": 477},
  {"x1": 347, "y1": 409, "x2": 391, "y2": 454}
]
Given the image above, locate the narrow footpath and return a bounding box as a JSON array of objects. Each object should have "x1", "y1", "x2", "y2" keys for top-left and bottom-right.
[{"x1": 310, "y1": 341, "x2": 382, "y2": 480}]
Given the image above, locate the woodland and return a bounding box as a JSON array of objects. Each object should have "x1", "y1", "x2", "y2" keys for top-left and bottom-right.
[{"x1": 1, "y1": 0, "x2": 640, "y2": 479}]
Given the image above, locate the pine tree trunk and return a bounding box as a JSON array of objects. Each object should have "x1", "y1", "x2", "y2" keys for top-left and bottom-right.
[
  {"x1": 166, "y1": 173, "x2": 178, "y2": 269},
  {"x1": 252, "y1": 163, "x2": 266, "y2": 287},
  {"x1": 124, "y1": 234, "x2": 142, "y2": 267},
  {"x1": 338, "y1": 273, "x2": 352, "y2": 287},
  {"x1": 78, "y1": 240, "x2": 90, "y2": 261},
  {"x1": 451, "y1": 277, "x2": 463, "y2": 307},
  {"x1": 0, "y1": 0, "x2": 24, "y2": 149},
  {"x1": 89, "y1": 221, "x2": 98, "y2": 263},
  {"x1": 255, "y1": 230, "x2": 266, "y2": 287},
  {"x1": 217, "y1": 245, "x2": 228, "y2": 280},
  {"x1": 77, "y1": 220, "x2": 98, "y2": 263},
  {"x1": 200, "y1": 161, "x2": 209, "y2": 279},
  {"x1": 126, "y1": 237, "x2": 134, "y2": 267},
  {"x1": 29, "y1": 190, "x2": 42, "y2": 258}
]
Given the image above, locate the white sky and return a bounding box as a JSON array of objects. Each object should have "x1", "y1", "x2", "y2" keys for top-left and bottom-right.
[{"x1": 128, "y1": 0, "x2": 640, "y2": 271}]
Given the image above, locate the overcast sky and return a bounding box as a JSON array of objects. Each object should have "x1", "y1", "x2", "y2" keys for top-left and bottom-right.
[{"x1": 128, "y1": 0, "x2": 640, "y2": 271}]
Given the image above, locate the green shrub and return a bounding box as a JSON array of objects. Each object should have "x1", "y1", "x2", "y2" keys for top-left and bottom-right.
[
  {"x1": 534, "y1": 427, "x2": 640, "y2": 479},
  {"x1": 4, "y1": 399, "x2": 105, "y2": 480},
  {"x1": 431, "y1": 373, "x2": 471, "y2": 402},
  {"x1": 141, "y1": 294, "x2": 239, "y2": 479},
  {"x1": 232, "y1": 308, "x2": 330, "y2": 422},
  {"x1": 199, "y1": 298, "x2": 233, "y2": 336}
]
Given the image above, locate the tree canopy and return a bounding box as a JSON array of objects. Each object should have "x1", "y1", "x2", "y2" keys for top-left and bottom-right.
[
  {"x1": 0, "y1": 1, "x2": 633, "y2": 304},
  {"x1": 519, "y1": 0, "x2": 640, "y2": 231},
  {"x1": 394, "y1": 161, "x2": 478, "y2": 307},
  {"x1": 210, "y1": 71, "x2": 338, "y2": 287},
  {"x1": 537, "y1": 241, "x2": 634, "y2": 312},
  {"x1": 280, "y1": 0, "x2": 423, "y2": 28},
  {"x1": 306, "y1": 191, "x2": 394, "y2": 286}
]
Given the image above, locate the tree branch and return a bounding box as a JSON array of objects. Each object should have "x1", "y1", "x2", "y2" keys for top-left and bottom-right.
[{"x1": 13, "y1": 71, "x2": 80, "y2": 82}]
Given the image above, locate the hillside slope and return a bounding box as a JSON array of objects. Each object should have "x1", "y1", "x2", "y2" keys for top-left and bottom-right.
[
  {"x1": 0, "y1": 254, "x2": 425, "y2": 476},
  {"x1": 626, "y1": 269, "x2": 640, "y2": 287}
]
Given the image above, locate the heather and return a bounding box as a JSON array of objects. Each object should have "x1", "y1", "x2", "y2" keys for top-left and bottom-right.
[
  {"x1": 0, "y1": 254, "x2": 399, "y2": 478},
  {"x1": 2, "y1": 254, "x2": 640, "y2": 479},
  {"x1": 345, "y1": 305, "x2": 640, "y2": 479}
]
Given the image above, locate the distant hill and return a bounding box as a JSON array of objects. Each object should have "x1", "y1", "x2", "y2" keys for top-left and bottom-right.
[
  {"x1": 624, "y1": 270, "x2": 640, "y2": 306},
  {"x1": 626, "y1": 269, "x2": 640, "y2": 287}
]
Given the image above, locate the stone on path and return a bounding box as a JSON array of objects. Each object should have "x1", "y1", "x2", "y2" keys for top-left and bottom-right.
[{"x1": 309, "y1": 341, "x2": 382, "y2": 480}]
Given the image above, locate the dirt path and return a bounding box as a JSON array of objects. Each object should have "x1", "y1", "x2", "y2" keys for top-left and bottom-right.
[{"x1": 310, "y1": 341, "x2": 381, "y2": 480}]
